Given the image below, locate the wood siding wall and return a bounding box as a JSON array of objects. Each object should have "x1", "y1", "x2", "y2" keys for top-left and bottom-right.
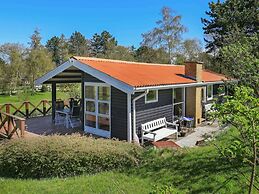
[
  {"x1": 111, "y1": 87, "x2": 128, "y2": 140},
  {"x1": 132, "y1": 89, "x2": 173, "y2": 135},
  {"x1": 83, "y1": 73, "x2": 104, "y2": 83}
]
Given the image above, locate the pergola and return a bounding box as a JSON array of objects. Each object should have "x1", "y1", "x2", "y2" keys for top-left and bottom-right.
[{"x1": 36, "y1": 64, "x2": 84, "y2": 128}]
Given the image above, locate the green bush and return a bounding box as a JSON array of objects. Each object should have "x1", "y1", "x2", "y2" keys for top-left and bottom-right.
[
  {"x1": 0, "y1": 135, "x2": 143, "y2": 178},
  {"x1": 40, "y1": 85, "x2": 48, "y2": 92}
]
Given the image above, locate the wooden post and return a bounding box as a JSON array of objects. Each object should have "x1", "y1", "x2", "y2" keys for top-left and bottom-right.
[
  {"x1": 5, "y1": 104, "x2": 10, "y2": 114},
  {"x1": 52, "y1": 83, "x2": 56, "y2": 123},
  {"x1": 43, "y1": 100, "x2": 47, "y2": 116},
  {"x1": 81, "y1": 73, "x2": 85, "y2": 131},
  {"x1": 19, "y1": 119, "x2": 25, "y2": 137},
  {"x1": 25, "y1": 101, "x2": 29, "y2": 118},
  {"x1": 7, "y1": 116, "x2": 12, "y2": 135}
]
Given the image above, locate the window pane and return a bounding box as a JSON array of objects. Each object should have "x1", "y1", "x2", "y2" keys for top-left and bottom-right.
[
  {"x1": 98, "y1": 116, "x2": 110, "y2": 131},
  {"x1": 207, "y1": 85, "x2": 212, "y2": 98},
  {"x1": 146, "y1": 90, "x2": 157, "y2": 102},
  {"x1": 86, "y1": 101, "x2": 95, "y2": 112},
  {"x1": 85, "y1": 86, "x2": 96, "y2": 99},
  {"x1": 174, "y1": 104, "x2": 183, "y2": 117},
  {"x1": 85, "y1": 114, "x2": 96, "y2": 128},
  {"x1": 174, "y1": 88, "x2": 183, "y2": 103},
  {"x1": 98, "y1": 86, "x2": 110, "y2": 101},
  {"x1": 98, "y1": 102, "x2": 109, "y2": 115}
]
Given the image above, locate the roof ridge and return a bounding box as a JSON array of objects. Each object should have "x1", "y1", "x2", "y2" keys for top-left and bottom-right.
[{"x1": 72, "y1": 56, "x2": 179, "y2": 67}]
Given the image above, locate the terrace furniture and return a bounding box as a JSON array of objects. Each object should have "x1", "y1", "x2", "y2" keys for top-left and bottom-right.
[
  {"x1": 55, "y1": 106, "x2": 81, "y2": 129},
  {"x1": 204, "y1": 103, "x2": 213, "y2": 120},
  {"x1": 68, "y1": 106, "x2": 81, "y2": 128},
  {"x1": 56, "y1": 100, "x2": 65, "y2": 110},
  {"x1": 181, "y1": 116, "x2": 194, "y2": 128},
  {"x1": 141, "y1": 117, "x2": 178, "y2": 145},
  {"x1": 55, "y1": 109, "x2": 70, "y2": 128}
]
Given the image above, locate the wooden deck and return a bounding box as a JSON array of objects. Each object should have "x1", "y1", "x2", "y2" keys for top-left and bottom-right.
[{"x1": 26, "y1": 116, "x2": 83, "y2": 136}]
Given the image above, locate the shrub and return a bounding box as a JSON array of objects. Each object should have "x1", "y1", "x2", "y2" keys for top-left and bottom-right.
[
  {"x1": 0, "y1": 135, "x2": 143, "y2": 178},
  {"x1": 40, "y1": 85, "x2": 48, "y2": 92}
]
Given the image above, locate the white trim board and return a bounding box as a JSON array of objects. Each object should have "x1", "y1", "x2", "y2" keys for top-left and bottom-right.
[
  {"x1": 84, "y1": 82, "x2": 111, "y2": 138},
  {"x1": 72, "y1": 60, "x2": 134, "y2": 94},
  {"x1": 34, "y1": 61, "x2": 72, "y2": 85},
  {"x1": 145, "y1": 89, "x2": 158, "y2": 104},
  {"x1": 34, "y1": 59, "x2": 134, "y2": 94}
]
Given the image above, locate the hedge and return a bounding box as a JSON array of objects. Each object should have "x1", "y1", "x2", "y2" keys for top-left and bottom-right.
[{"x1": 0, "y1": 135, "x2": 143, "y2": 178}]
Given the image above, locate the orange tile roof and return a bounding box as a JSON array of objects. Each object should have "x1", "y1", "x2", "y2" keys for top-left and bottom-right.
[{"x1": 73, "y1": 56, "x2": 227, "y2": 87}]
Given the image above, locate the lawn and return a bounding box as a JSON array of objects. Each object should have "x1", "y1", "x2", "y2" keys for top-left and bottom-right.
[
  {"x1": 0, "y1": 91, "x2": 69, "y2": 105},
  {"x1": 0, "y1": 172, "x2": 153, "y2": 194},
  {"x1": 0, "y1": 128, "x2": 257, "y2": 194}
]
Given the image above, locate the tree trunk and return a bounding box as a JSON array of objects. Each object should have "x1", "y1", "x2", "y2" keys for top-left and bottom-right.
[{"x1": 248, "y1": 133, "x2": 257, "y2": 194}]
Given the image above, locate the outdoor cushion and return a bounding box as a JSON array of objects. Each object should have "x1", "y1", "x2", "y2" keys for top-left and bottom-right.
[{"x1": 143, "y1": 127, "x2": 177, "y2": 142}]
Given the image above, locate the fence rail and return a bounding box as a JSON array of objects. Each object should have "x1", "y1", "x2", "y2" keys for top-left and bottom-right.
[
  {"x1": 0, "y1": 111, "x2": 25, "y2": 139},
  {"x1": 0, "y1": 100, "x2": 53, "y2": 118}
]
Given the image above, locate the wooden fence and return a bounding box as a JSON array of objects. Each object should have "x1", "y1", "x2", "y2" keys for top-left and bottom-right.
[
  {"x1": 0, "y1": 111, "x2": 25, "y2": 139},
  {"x1": 0, "y1": 100, "x2": 52, "y2": 118},
  {"x1": 0, "y1": 99, "x2": 72, "y2": 139}
]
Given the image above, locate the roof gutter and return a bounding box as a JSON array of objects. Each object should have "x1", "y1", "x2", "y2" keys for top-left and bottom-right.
[
  {"x1": 133, "y1": 80, "x2": 231, "y2": 92},
  {"x1": 132, "y1": 89, "x2": 149, "y2": 144}
]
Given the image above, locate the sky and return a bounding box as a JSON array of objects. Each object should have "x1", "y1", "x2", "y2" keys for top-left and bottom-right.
[{"x1": 0, "y1": 0, "x2": 212, "y2": 48}]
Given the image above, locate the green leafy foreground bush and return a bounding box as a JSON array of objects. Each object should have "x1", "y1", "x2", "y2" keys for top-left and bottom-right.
[{"x1": 0, "y1": 135, "x2": 143, "y2": 178}]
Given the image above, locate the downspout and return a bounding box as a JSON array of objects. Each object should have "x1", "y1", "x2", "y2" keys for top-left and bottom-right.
[{"x1": 132, "y1": 89, "x2": 149, "y2": 144}]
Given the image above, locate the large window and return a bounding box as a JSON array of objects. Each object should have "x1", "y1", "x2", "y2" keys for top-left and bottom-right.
[
  {"x1": 173, "y1": 88, "x2": 185, "y2": 120},
  {"x1": 85, "y1": 83, "x2": 111, "y2": 137},
  {"x1": 207, "y1": 84, "x2": 213, "y2": 100},
  {"x1": 145, "y1": 90, "x2": 158, "y2": 103}
]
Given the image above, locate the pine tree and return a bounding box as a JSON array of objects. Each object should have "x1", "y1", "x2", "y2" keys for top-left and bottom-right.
[{"x1": 68, "y1": 31, "x2": 89, "y2": 56}]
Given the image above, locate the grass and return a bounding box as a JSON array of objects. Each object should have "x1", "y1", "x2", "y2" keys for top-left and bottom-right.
[
  {"x1": 0, "y1": 128, "x2": 258, "y2": 193},
  {"x1": 0, "y1": 172, "x2": 153, "y2": 194},
  {"x1": 0, "y1": 91, "x2": 69, "y2": 105}
]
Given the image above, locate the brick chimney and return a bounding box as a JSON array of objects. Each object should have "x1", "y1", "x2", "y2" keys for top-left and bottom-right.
[{"x1": 184, "y1": 61, "x2": 203, "y2": 82}]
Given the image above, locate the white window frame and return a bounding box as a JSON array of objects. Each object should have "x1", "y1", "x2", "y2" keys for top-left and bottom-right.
[
  {"x1": 207, "y1": 84, "x2": 213, "y2": 100},
  {"x1": 172, "y1": 87, "x2": 185, "y2": 121},
  {"x1": 84, "y1": 82, "x2": 111, "y2": 138},
  {"x1": 145, "y1": 90, "x2": 158, "y2": 104}
]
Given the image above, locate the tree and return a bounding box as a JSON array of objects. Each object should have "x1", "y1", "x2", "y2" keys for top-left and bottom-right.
[
  {"x1": 213, "y1": 86, "x2": 259, "y2": 194},
  {"x1": 202, "y1": 0, "x2": 258, "y2": 53},
  {"x1": 181, "y1": 39, "x2": 202, "y2": 61},
  {"x1": 46, "y1": 34, "x2": 69, "y2": 66},
  {"x1": 142, "y1": 7, "x2": 187, "y2": 64},
  {"x1": 26, "y1": 30, "x2": 54, "y2": 90},
  {"x1": 29, "y1": 29, "x2": 42, "y2": 49},
  {"x1": 104, "y1": 45, "x2": 135, "y2": 61},
  {"x1": 0, "y1": 44, "x2": 26, "y2": 94},
  {"x1": 26, "y1": 48, "x2": 54, "y2": 89},
  {"x1": 173, "y1": 39, "x2": 203, "y2": 65},
  {"x1": 90, "y1": 30, "x2": 118, "y2": 57},
  {"x1": 135, "y1": 46, "x2": 169, "y2": 64},
  {"x1": 68, "y1": 31, "x2": 89, "y2": 56},
  {"x1": 219, "y1": 36, "x2": 259, "y2": 97}
]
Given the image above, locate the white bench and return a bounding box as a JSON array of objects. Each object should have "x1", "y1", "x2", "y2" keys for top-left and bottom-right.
[{"x1": 141, "y1": 117, "x2": 178, "y2": 145}]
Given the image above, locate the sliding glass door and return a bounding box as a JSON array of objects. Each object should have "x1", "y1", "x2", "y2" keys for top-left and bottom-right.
[{"x1": 84, "y1": 83, "x2": 111, "y2": 137}]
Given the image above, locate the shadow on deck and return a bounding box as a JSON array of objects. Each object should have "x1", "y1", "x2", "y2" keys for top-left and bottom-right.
[{"x1": 26, "y1": 116, "x2": 83, "y2": 136}]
